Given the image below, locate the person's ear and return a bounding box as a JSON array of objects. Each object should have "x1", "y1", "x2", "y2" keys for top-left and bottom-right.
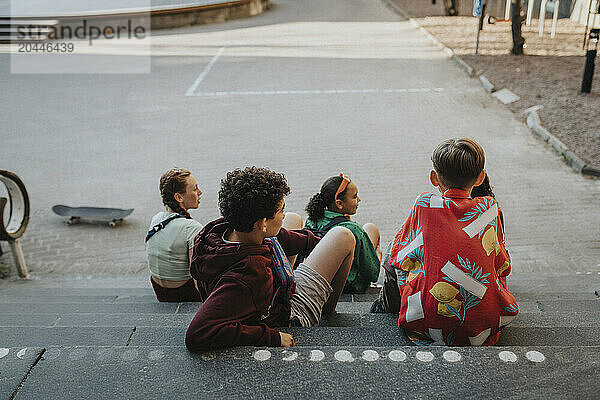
[
  {"x1": 473, "y1": 170, "x2": 486, "y2": 187},
  {"x1": 174, "y1": 192, "x2": 184, "y2": 204},
  {"x1": 334, "y1": 198, "x2": 344, "y2": 210},
  {"x1": 430, "y1": 170, "x2": 440, "y2": 187},
  {"x1": 254, "y1": 218, "x2": 267, "y2": 233}
]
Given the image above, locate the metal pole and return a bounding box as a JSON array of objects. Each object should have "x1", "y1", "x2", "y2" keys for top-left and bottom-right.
[
  {"x1": 526, "y1": 0, "x2": 534, "y2": 26},
  {"x1": 581, "y1": 29, "x2": 599, "y2": 93},
  {"x1": 551, "y1": 0, "x2": 560, "y2": 38}
]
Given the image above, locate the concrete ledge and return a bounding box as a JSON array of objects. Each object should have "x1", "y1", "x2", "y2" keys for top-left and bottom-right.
[
  {"x1": 4, "y1": 0, "x2": 271, "y2": 31},
  {"x1": 479, "y1": 74, "x2": 495, "y2": 93}
]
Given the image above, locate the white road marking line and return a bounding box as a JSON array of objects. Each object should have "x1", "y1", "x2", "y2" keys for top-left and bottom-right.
[
  {"x1": 185, "y1": 46, "x2": 225, "y2": 97},
  {"x1": 190, "y1": 87, "x2": 446, "y2": 97},
  {"x1": 525, "y1": 351, "x2": 546, "y2": 362},
  {"x1": 441, "y1": 261, "x2": 488, "y2": 299}
]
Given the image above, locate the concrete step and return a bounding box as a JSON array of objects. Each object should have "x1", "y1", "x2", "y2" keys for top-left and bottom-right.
[
  {"x1": 1, "y1": 324, "x2": 599, "y2": 348},
  {"x1": 3, "y1": 345, "x2": 598, "y2": 399},
  {"x1": 2, "y1": 310, "x2": 599, "y2": 329},
  {"x1": 0, "y1": 298, "x2": 597, "y2": 314}
]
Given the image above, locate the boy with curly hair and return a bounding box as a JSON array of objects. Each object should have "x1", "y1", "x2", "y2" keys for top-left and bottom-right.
[
  {"x1": 373, "y1": 138, "x2": 518, "y2": 346},
  {"x1": 186, "y1": 167, "x2": 355, "y2": 351}
]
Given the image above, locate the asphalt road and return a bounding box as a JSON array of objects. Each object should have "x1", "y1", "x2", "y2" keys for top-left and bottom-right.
[{"x1": 0, "y1": 0, "x2": 599, "y2": 278}]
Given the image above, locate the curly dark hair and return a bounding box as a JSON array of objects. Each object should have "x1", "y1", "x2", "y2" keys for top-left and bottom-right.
[
  {"x1": 305, "y1": 175, "x2": 347, "y2": 221},
  {"x1": 219, "y1": 167, "x2": 290, "y2": 232}
]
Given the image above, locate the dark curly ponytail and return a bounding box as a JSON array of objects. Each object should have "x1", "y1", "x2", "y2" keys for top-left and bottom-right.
[
  {"x1": 159, "y1": 168, "x2": 192, "y2": 219},
  {"x1": 305, "y1": 175, "x2": 346, "y2": 221}
]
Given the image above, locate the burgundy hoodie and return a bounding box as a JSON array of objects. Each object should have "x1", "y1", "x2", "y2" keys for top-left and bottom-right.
[{"x1": 185, "y1": 217, "x2": 320, "y2": 351}]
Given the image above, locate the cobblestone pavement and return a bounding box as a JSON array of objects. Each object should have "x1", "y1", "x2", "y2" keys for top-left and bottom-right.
[{"x1": 0, "y1": 0, "x2": 598, "y2": 279}]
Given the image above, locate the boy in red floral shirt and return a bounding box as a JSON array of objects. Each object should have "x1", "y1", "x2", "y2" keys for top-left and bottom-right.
[{"x1": 373, "y1": 138, "x2": 518, "y2": 346}]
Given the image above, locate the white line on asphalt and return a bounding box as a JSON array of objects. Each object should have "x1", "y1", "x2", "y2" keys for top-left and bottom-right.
[
  {"x1": 189, "y1": 87, "x2": 445, "y2": 97},
  {"x1": 185, "y1": 47, "x2": 226, "y2": 97}
]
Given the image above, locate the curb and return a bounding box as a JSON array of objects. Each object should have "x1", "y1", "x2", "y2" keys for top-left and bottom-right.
[
  {"x1": 381, "y1": 0, "x2": 600, "y2": 178},
  {"x1": 381, "y1": 0, "x2": 474, "y2": 77},
  {"x1": 525, "y1": 109, "x2": 600, "y2": 177}
]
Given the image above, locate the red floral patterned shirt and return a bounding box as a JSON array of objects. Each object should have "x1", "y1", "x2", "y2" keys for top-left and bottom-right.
[{"x1": 390, "y1": 189, "x2": 518, "y2": 346}]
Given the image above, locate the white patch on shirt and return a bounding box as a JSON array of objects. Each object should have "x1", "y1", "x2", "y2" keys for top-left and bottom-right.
[
  {"x1": 405, "y1": 291, "x2": 425, "y2": 322},
  {"x1": 429, "y1": 195, "x2": 444, "y2": 208},
  {"x1": 499, "y1": 314, "x2": 517, "y2": 327},
  {"x1": 428, "y1": 328, "x2": 445, "y2": 345},
  {"x1": 395, "y1": 232, "x2": 423, "y2": 264},
  {"x1": 441, "y1": 261, "x2": 487, "y2": 299},
  {"x1": 468, "y1": 328, "x2": 491, "y2": 346},
  {"x1": 462, "y1": 203, "x2": 498, "y2": 238}
]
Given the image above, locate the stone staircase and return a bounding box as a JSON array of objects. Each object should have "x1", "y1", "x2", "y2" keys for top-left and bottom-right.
[
  {"x1": 0, "y1": 18, "x2": 59, "y2": 44},
  {"x1": 0, "y1": 273, "x2": 598, "y2": 399}
]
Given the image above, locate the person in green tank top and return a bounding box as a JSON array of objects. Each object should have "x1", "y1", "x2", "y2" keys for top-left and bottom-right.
[{"x1": 305, "y1": 174, "x2": 382, "y2": 294}]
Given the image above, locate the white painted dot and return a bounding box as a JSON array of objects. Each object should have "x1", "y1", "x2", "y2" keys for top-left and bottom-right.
[
  {"x1": 334, "y1": 350, "x2": 354, "y2": 362},
  {"x1": 361, "y1": 350, "x2": 380, "y2": 362},
  {"x1": 525, "y1": 350, "x2": 546, "y2": 363},
  {"x1": 253, "y1": 349, "x2": 271, "y2": 361},
  {"x1": 121, "y1": 349, "x2": 138, "y2": 362},
  {"x1": 499, "y1": 351, "x2": 518, "y2": 362},
  {"x1": 282, "y1": 351, "x2": 298, "y2": 361},
  {"x1": 148, "y1": 349, "x2": 164, "y2": 361},
  {"x1": 416, "y1": 351, "x2": 435, "y2": 362},
  {"x1": 576, "y1": 271, "x2": 582, "y2": 275},
  {"x1": 42, "y1": 348, "x2": 61, "y2": 360},
  {"x1": 71, "y1": 348, "x2": 89, "y2": 361},
  {"x1": 388, "y1": 350, "x2": 407, "y2": 362},
  {"x1": 16, "y1": 348, "x2": 28, "y2": 359},
  {"x1": 0, "y1": 348, "x2": 9, "y2": 359},
  {"x1": 309, "y1": 350, "x2": 325, "y2": 362},
  {"x1": 96, "y1": 348, "x2": 113, "y2": 361},
  {"x1": 443, "y1": 350, "x2": 462, "y2": 362}
]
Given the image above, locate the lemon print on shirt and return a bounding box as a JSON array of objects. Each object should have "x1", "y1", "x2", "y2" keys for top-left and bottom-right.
[
  {"x1": 429, "y1": 282, "x2": 462, "y2": 318},
  {"x1": 400, "y1": 258, "x2": 422, "y2": 282},
  {"x1": 481, "y1": 227, "x2": 501, "y2": 256}
]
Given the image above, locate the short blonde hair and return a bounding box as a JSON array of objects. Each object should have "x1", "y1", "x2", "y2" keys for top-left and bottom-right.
[{"x1": 432, "y1": 138, "x2": 485, "y2": 189}]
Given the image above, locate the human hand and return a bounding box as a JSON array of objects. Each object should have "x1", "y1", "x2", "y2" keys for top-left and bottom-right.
[{"x1": 279, "y1": 332, "x2": 295, "y2": 347}]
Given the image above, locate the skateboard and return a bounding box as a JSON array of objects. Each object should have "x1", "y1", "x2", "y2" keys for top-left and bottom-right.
[{"x1": 52, "y1": 205, "x2": 134, "y2": 227}]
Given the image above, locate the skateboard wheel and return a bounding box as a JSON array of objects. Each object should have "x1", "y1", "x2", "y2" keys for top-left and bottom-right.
[
  {"x1": 67, "y1": 219, "x2": 74, "y2": 225},
  {"x1": 109, "y1": 221, "x2": 116, "y2": 228}
]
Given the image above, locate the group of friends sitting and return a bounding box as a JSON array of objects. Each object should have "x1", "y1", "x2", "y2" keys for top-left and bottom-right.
[{"x1": 145, "y1": 137, "x2": 518, "y2": 351}]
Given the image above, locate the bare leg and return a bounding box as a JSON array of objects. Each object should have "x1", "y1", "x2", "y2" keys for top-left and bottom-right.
[
  {"x1": 282, "y1": 212, "x2": 303, "y2": 266},
  {"x1": 303, "y1": 226, "x2": 355, "y2": 314},
  {"x1": 363, "y1": 222, "x2": 382, "y2": 261}
]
